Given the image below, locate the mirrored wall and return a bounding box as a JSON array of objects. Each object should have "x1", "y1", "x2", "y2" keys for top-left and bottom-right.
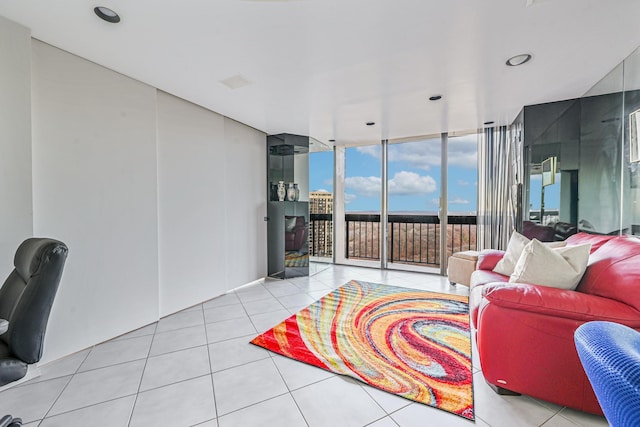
[{"x1": 522, "y1": 45, "x2": 640, "y2": 236}]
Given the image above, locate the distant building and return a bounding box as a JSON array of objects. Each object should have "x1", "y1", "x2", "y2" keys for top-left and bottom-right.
[
  {"x1": 309, "y1": 192, "x2": 333, "y2": 257},
  {"x1": 310, "y1": 191, "x2": 333, "y2": 214}
]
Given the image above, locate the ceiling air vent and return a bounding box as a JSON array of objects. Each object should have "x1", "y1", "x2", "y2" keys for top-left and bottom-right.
[{"x1": 220, "y1": 74, "x2": 252, "y2": 90}]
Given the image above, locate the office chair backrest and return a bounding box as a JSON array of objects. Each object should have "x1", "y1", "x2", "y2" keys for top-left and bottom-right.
[{"x1": 0, "y1": 238, "x2": 68, "y2": 364}]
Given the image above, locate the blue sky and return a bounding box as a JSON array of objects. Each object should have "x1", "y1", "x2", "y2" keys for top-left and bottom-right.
[
  {"x1": 310, "y1": 135, "x2": 480, "y2": 213},
  {"x1": 529, "y1": 173, "x2": 561, "y2": 211}
]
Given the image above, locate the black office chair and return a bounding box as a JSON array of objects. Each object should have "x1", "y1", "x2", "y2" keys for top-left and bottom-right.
[
  {"x1": 0, "y1": 238, "x2": 67, "y2": 426},
  {"x1": 0, "y1": 415, "x2": 21, "y2": 427},
  {"x1": 0, "y1": 238, "x2": 68, "y2": 387}
]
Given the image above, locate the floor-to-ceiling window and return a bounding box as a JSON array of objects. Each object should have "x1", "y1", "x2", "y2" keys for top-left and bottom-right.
[
  {"x1": 309, "y1": 150, "x2": 333, "y2": 262},
  {"x1": 446, "y1": 134, "x2": 479, "y2": 265},
  {"x1": 319, "y1": 133, "x2": 478, "y2": 274},
  {"x1": 386, "y1": 137, "x2": 441, "y2": 272},
  {"x1": 309, "y1": 141, "x2": 334, "y2": 274},
  {"x1": 341, "y1": 144, "x2": 382, "y2": 268}
]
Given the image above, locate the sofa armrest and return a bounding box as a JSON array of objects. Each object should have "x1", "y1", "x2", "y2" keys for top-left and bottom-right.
[
  {"x1": 476, "y1": 250, "x2": 505, "y2": 271},
  {"x1": 481, "y1": 283, "x2": 640, "y2": 326}
]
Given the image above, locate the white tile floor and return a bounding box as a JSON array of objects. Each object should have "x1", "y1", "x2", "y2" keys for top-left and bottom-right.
[{"x1": 0, "y1": 264, "x2": 608, "y2": 427}]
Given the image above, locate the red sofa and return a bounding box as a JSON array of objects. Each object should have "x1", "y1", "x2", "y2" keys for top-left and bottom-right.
[
  {"x1": 285, "y1": 216, "x2": 307, "y2": 251},
  {"x1": 470, "y1": 232, "x2": 640, "y2": 414}
]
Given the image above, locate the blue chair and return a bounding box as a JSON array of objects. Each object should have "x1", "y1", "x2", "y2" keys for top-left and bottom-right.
[{"x1": 574, "y1": 321, "x2": 640, "y2": 426}]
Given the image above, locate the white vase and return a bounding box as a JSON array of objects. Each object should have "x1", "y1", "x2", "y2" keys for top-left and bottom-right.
[
  {"x1": 287, "y1": 183, "x2": 296, "y2": 201},
  {"x1": 277, "y1": 181, "x2": 286, "y2": 202}
]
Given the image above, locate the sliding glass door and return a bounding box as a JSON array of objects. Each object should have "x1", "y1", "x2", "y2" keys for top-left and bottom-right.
[
  {"x1": 386, "y1": 137, "x2": 441, "y2": 272},
  {"x1": 340, "y1": 144, "x2": 382, "y2": 268},
  {"x1": 320, "y1": 133, "x2": 478, "y2": 274}
]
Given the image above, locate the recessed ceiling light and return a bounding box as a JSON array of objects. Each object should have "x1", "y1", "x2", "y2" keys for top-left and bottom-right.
[
  {"x1": 366, "y1": 122, "x2": 375, "y2": 126},
  {"x1": 429, "y1": 95, "x2": 442, "y2": 101},
  {"x1": 94, "y1": 6, "x2": 120, "y2": 23},
  {"x1": 484, "y1": 121, "x2": 495, "y2": 126},
  {"x1": 506, "y1": 54, "x2": 532, "y2": 67}
]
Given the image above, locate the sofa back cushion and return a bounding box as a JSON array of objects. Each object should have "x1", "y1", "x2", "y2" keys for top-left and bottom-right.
[
  {"x1": 566, "y1": 232, "x2": 616, "y2": 253},
  {"x1": 577, "y1": 236, "x2": 640, "y2": 311}
]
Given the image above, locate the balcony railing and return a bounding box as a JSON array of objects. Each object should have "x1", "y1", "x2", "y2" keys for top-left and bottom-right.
[{"x1": 309, "y1": 213, "x2": 477, "y2": 268}]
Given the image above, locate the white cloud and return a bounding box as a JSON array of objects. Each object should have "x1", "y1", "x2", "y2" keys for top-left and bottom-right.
[
  {"x1": 388, "y1": 142, "x2": 438, "y2": 171},
  {"x1": 344, "y1": 176, "x2": 381, "y2": 197},
  {"x1": 430, "y1": 197, "x2": 470, "y2": 206},
  {"x1": 344, "y1": 193, "x2": 357, "y2": 204},
  {"x1": 355, "y1": 145, "x2": 381, "y2": 158},
  {"x1": 345, "y1": 171, "x2": 437, "y2": 197},
  {"x1": 313, "y1": 188, "x2": 330, "y2": 193},
  {"x1": 449, "y1": 198, "x2": 470, "y2": 205},
  {"x1": 457, "y1": 179, "x2": 470, "y2": 186},
  {"x1": 365, "y1": 135, "x2": 477, "y2": 170},
  {"x1": 388, "y1": 171, "x2": 437, "y2": 195},
  {"x1": 448, "y1": 135, "x2": 478, "y2": 168}
]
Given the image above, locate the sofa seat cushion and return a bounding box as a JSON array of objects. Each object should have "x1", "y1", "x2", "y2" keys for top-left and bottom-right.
[
  {"x1": 481, "y1": 283, "x2": 640, "y2": 326},
  {"x1": 471, "y1": 270, "x2": 507, "y2": 289}
]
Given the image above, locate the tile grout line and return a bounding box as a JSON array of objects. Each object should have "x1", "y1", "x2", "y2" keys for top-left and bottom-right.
[
  {"x1": 266, "y1": 354, "x2": 311, "y2": 427},
  {"x1": 36, "y1": 343, "x2": 93, "y2": 423},
  {"x1": 202, "y1": 301, "x2": 220, "y2": 427},
  {"x1": 126, "y1": 320, "x2": 159, "y2": 427}
]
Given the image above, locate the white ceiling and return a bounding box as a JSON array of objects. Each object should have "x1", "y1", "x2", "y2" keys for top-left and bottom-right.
[{"x1": 2, "y1": 0, "x2": 640, "y2": 146}]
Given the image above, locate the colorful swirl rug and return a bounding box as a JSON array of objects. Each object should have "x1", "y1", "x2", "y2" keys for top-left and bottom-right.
[{"x1": 250, "y1": 280, "x2": 474, "y2": 420}]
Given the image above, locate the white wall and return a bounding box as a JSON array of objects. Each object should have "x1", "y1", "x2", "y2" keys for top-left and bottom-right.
[
  {"x1": 157, "y1": 92, "x2": 229, "y2": 316},
  {"x1": 26, "y1": 40, "x2": 267, "y2": 363},
  {"x1": 223, "y1": 118, "x2": 268, "y2": 287},
  {"x1": 0, "y1": 17, "x2": 32, "y2": 268},
  {"x1": 0, "y1": 16, "x2": 269, "y2": 362},
  {"x1": 31, "y1": 41, "x2": 160, "y2": 362}
]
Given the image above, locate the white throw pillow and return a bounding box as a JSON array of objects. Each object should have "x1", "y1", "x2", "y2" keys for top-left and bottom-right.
[
  {"x1": 493, "y1": 232, "x2": 530, "y2": 276},
  {"x1": 493, "y1": 231, "x2": 566, "y2": 276},
  {"x1": 509, "y1": 239, "x2": 591, "y2": 290},
  {"x1": 285, "y1": 217, "x2": 297, "y2": 233}
]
